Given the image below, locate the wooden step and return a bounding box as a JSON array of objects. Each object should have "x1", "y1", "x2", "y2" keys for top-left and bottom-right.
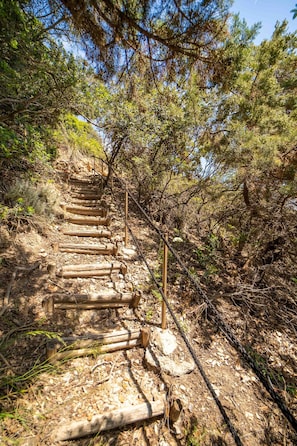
[
  {"x1": 69, "y1": 176, "x2": 93, "y2": 181},
  {"x1": 46, "y1": 328, "x2": 150, "y2": 363},
  {"x1": 57, "y1": 261, "x2": 127, "y2": 278},
  {"x1": 51, "y1": 395, "x2": 182, "y2": 444},
  {"x1": 62, "y1": 205, "x2": 108, "y2": 217},
  {"x1": 70, "y1": 180, "x2": 100, "y2": 186},
  {"x1": 53, "y1": 399, "x2": 180, "y2": 441},
  {"x1": 65, "y1": 216, "x2": 111, "y2": 226},
  {"x1": 70, "y1": 199, "x2": 109, "y2": 207},
  {"x1": 44, "y1": 290, "x2": 141, "y2": 313},
  {"x1": 71, "y1": 199, "x2": 103, "y2": 209},
  {"x1": 69, "y1": 181, "x2": 95, "y2": 186},
  {"x1": 71, "y1": 193, "x2": 102, "y2": 200},
  {"x1": 71, "y1": 188, "x2": 102, "y2": 194},
  {"x1": 70, "y1": 200, "x2": 102, "y2": 207},
  {"x1": 58, "y1": 242, "x2": 117, "y2": 255},
  {"x1": 62, "y1": 229, "x2": 112, "y2": 238}
]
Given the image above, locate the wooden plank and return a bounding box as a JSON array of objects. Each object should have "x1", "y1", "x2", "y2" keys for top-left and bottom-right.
[
  {"x1": 65, "y1": 216, "x2": 111, "y2": 226},
  {"x1": 62, "y1": 229, "x2": 112, "y2": 238}
]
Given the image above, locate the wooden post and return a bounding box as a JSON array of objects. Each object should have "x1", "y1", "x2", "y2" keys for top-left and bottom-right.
[
  {"x1": 162, "y1": 232, "x2": 168, "y2": 330},
  {"x1": 124, "y1": 188, "x2": 128, "y2": 247},
  {"x1": 110, "y1": 167, "x2": 113, "y2": 189}
]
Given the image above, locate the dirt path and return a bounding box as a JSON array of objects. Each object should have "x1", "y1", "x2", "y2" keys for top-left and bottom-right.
[{"x1": 1, "y1": 167, "x2": 297, "y2": 445}]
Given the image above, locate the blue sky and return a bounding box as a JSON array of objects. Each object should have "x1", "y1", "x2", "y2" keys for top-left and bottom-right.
[{"x1": 231, "y1": 0, "x2": 297, "y2": 42}]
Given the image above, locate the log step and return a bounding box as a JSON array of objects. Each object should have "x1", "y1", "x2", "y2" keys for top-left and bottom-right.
[
  {"x1": 58, "y1": 242, "x2": 117, "y2": 255},
  {"x1": 53, "y1": 398, "x2": 180, "y2": 441},
  {"x1": 62, "y1": 205, "x2": 108, "y2": 217},
  {"x1": 69, "y1": 198, "x2": 109, "y2": 207},
  {"x1": 69, "y1": 181, "x2": 95, "y2": 186},
  {"x1": 57, "y1": 261, "x2": 127, "y2": 278},
  {"x1": 62, "y1": 229, "x2": 112, "y2": 238},
  {"x1": 71, "y1": 189, "x2": 102, "y2": 194},
  {"x1": 71, "y1": 194, "x2": 101, "y2": 200},
  {"x1": 46, "y1": 328, "x2": 150, "y2": 363},
  {"x1": 44, "y1": 290, "x2": 141, "y2": 313},
  {"x1": 69, "y1": 177, "x2": 94, "y2": 183},
  {"x1": 65, "y1": 216, "x2": 111, "y2": 226},
  {"x1": 70, "y1": 200, "x2": 104, "y2": 207}
]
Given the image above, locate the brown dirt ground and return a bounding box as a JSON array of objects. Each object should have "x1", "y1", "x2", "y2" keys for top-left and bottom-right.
[{"x1": 0, "y1": 162, "x2": 297, "y2": 446}]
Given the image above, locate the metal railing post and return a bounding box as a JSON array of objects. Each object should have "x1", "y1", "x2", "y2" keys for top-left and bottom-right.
[{"x1": 161, "y1": 232, "x2": 168, "y2": 329}]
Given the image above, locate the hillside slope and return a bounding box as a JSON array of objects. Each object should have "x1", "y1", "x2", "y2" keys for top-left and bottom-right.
[{"x1": 0, "y1": 157, "x2": 297, "y2": 446}]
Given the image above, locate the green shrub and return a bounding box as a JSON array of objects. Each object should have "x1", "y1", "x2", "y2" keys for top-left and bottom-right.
[
  {"x1": 54, "y1": 114, "x2": 104, "y2": 158},
  {"x1": 2, "y1": 179, "x2": 58, "y2": 221}
]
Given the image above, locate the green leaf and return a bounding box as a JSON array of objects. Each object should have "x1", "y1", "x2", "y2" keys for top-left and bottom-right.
[{"x1": 10, "y1": 38, "x2": 18, "y2": 48}]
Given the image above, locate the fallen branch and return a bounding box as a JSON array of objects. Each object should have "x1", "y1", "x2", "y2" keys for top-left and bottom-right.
[{"x1": 96, "y1": 351, "x2": 121, "y2": 385}]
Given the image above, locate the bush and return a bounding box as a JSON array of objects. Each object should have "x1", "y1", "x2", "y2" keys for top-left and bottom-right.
[
  {"x1": 2, "y1": 179, "x2": 59, "y2": 222},
  {"x1": 54, "y1": 114, "x2": 104, "y2": 158}
]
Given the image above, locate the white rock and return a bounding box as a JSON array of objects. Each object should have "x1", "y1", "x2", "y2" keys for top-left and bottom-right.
[
  {"x1": 145, "y1": 349, "x2": 195, "y2": 377},
  {"x1": 172, "y1": 237, "x2": 183, "y2": 243},
  {"x1": 154, "y1": 328, "x2": 177, "y2": 355}
]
